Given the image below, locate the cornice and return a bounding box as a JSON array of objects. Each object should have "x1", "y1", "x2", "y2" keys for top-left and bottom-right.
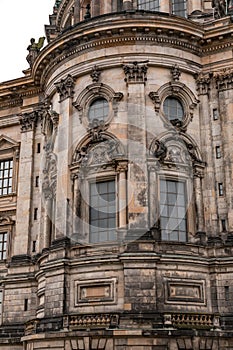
[{"x1": 31, "y1": 12, "x2": 233, "y2": 87}]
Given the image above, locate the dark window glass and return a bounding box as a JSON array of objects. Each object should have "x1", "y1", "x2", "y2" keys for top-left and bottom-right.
[
  {"x1": 164, "y1": 97, "x2": 184, "y2": 122},
  {"x1": 172, "y1": 0, "x2": 187, "y2": 17},
  {"x1": 160, "y1": 179, "x2": 187, "y2": 242},
  {"x1": 218, "y1": 183, "x2": 223, "y2": 196},
  {"x1": 0, "y1": 160, "x2": 13, "y2": 196},
  {"x1": 216, "y1": 146, "x2": 221, "y2": 159},
  {"x1": 213, "y1": 108, "x2": 219, "y2": 120},
  {"x1": 0, "y1": 232, "x2": 7, "y2": 260},
  {"x1": 88, "y1": 98, "x2": 109, "y2": 122},
  {"x1": 138, "y1": 0, "x2": 160, "y2": 11},
  {"x1": 89, "y1": 180, "x2": 116, "y2": 242}
]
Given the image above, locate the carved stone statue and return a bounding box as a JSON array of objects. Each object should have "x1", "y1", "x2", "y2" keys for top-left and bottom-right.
[
  {"x1": 212, "y1": 0, "x2": 226, "y2": 19},
  {"x1": 26, "y1": 37, "x2": 45, "y2": 67}
]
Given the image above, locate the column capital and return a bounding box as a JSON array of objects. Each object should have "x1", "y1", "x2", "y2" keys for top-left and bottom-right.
[
  {"x1": 19, "y1": 111, "x2": 38, "y2": 133},
  {"x1": 123, "y1": 61, "x2": 148, "y2": 84},
  {"x1": 55, "y1": 74, "x2": 75, "y2": 102}
]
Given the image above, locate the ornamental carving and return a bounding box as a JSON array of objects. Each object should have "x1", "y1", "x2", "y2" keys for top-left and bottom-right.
[
  {"x1": 196, "y1": 73, "x2": 210, "y2": 95},
  {"x1": 55, "y1": 74, "x2": 75, "y2": 102},
  {"x1": 148, "y1": 91, "x2": 160, "y2": 112},
  {"x1": 150, "y1": 140, "x2": 167, "y2": 161},
  {"x1": 212, "y1": 0, "x2": 226, "y2": 19},
  {"x1": 42, "y1": 150, "x2": 57, "y2": 200},
  {"x1": 88, "y1": 119, "x2": 108, "y2": 142},
  {"x1": 90, "y1": 65, "x2": 101, "y2": 83},
  {"x1": 214, "y1": 69, "x2": 233, "y2": 91},
  {"x1": 123, "y1": 61, "x2": 148, "y2": 84},
  {"x1": 19, "y1": 111, "x2": 38, "y2": 132},
  {"x1": 72, "y1": 138, "x2": 124, "y2": 170},
  {"x1": 171, "y1": 64, "x2": 181, "y2": 81}
]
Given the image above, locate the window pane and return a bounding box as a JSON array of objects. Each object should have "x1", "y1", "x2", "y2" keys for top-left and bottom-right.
[
  {"x1": 0, "y1": 159, "x2": 13, "y2": 196},
  {"x1": 163, "y1": 97, "x2": 184, "y2": 121},
  {"x1": 0, "y1": 232, "x2": 7, "y2": 260},
  {"x1": 160, "y1": 179, "x2": 187, "y2": 242},
  {"x1": 172, "y1": 0, "x2": 187, "y2": 17},
  {"x1": 138, "y1": 0, "x2": 160, "y2": 11},
  {"x1": 88, "y1": 98, "x2": 109, "y2": 122},
  {"x1": 90, "y1": 180, "x2": 116, "y2": 242}
]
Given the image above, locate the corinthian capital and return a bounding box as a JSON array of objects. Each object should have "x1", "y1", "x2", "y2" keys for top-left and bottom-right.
[
  {"x1": 19, "y1": 111, "x2": 38, "y2": 132},
  {"x1": 55, "y1": 74, "x2": 75, "y2": 102}
]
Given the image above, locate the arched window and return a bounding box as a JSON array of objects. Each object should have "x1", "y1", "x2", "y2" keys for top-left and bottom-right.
[
  {"x1": 137, "y1": 0, "x2": 160, "y2": 11},
  {"x1": 88, "y1": 98, "x2": 109, "y2": 122},
  {"x1": 163, "y1": 97, "x2": 184, "y2": 122}
]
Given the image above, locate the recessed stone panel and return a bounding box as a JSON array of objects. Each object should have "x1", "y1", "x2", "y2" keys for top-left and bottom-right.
[
  {"x1": 75, "y1": 278, "x2": 117, "y2": 306},
  {"x1": 165, "y1": 279, "x2": 205, "y2": 305}
]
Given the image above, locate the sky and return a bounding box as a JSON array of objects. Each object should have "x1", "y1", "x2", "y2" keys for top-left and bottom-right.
[{"x1": 0, "y1": 0, "x2": 55, "y2": 83}]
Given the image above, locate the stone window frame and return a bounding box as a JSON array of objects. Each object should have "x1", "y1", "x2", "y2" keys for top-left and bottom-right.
[
  {"x1": 73, "y1": 83, "x2": 123, "y2": 128},
  {"x1": 159, "y1": 177, "x2": 188, "y2": 242},
  {"x1": 70, "y1": 134, "x2": 128, "y2": 245},
  {"x1": 148, "y1": 132, "x2": 205, "y2": 240},
  {"x1": 157, "y1": 172, "x2": 194, "y2": 243},
  {"x1": 0, "y1": 216, "x2": 15, "y2": 262},
  {"x1": 0, "y1": 135, "x2": 20, "y2": 198},
  {"x1": 149, "y1": 81, "x2": 199, "y2": 131}
]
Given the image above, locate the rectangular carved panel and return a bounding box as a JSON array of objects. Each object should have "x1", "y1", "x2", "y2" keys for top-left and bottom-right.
[
  {"x1": 165, "y1": 279, "x2": 205, "y2": 305},
  {"x1": 75, "y1": 278, "x2": 117, "y2": 305}
]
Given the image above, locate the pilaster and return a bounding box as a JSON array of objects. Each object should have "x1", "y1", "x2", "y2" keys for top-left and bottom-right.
[
  {"x1": 13, "y1": 111, "x2": 37, "y2": 256},
  {"x1": 54, "y1": 75, "x2": 74, "y2": 239},
  {"x1": 123, "y1": 62, "x2": 149, "y2": 236}
]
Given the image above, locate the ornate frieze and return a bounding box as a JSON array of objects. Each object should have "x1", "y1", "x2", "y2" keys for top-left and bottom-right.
[
  {"x1": 19, "y1": 111, "x2": 38, "y2": 132},
  {"x1": 123, "y1": 61, "x2": 148, "y2": 84},
  {"x1": 55, "y1": 74, "x2": 75, "y2": 102}
]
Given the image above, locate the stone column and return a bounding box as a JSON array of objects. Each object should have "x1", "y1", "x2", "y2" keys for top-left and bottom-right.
[
  {"x1": 123, "y1": 62, "x2": 149, "y2": 238},
  {"x1": 43, "y1": 197, "x2": 52, "y2": 249},
  {"x1": 74, "y1": 0, "x2": 80, "y2": 23},
  {"x1": 215, "y1": 72, "x2": 233, "y2": 231},
  {"x1": 193, "y1": 172, "x2": 204, "y2": 232},
  {"x1": 117, "y1": 162, "x2": 128, "y2": 228},
  {"x1": 92, "y1": 0, "x2": 100, "y2": 16},
  {"x1": 13, "y1": 112, "x2": 37, "y2": 256},
  {"x1": 196, "y1": 73, "x2": 218, "y2": 235},
  {"x1": 54, "y1": 74, "x2": 74, "y2": 240}
]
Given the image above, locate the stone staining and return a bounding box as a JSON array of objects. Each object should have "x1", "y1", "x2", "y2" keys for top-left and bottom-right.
[{"x1": 2, "y1": 0, "x2": 233, "y2": 349}]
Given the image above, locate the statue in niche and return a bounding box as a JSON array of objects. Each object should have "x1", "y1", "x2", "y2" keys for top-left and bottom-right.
[
  {"x1": 212, "y1": 0, "x2": 226, "y2": 19},
  {"x1": 26, "y1": 37, "x2": 45, "y2": 67}
]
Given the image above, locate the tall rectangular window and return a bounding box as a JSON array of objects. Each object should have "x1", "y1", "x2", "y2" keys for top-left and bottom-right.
[
  {"x1": 171, "y1": 0, "x2": 187, "y2": 17},
  {"x1": 138, "y1": 0, "x2": 160, "y2": 11},
  {"x1": 0, "y1": 160, "x2": 13, "y2": 196},
  {"x1": 0, "y1": 232, "x2": 7, "y2": 260},
  {"x1": 160, "y1": 179, "x2": 187, "y2": 242},
  {"x1": 89, "y1": 180, "x2": 116, "y2": 243}
]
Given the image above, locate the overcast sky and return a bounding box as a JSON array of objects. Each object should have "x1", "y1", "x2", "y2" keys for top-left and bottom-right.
[{"x1": 0, "y1": 0, "x2": 55, "y2": 83}]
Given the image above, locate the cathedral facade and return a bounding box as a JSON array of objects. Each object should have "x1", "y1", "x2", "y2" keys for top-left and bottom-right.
[{"x1": 0, "y1": 0, "x2": 233, "y2": 349}]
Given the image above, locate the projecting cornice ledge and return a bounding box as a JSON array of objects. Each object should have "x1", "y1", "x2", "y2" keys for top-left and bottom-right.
[{"x1": 32, "y1": 12, "x2": 205, "y2": 87}]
